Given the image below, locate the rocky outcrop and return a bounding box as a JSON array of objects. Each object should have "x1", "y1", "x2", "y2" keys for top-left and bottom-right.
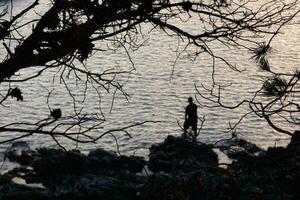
[
  {"x1": 216, "y1": 137, "x2": 264, "y2": 159},
  {"x1": 138, "y1": 168, "x2": 241, "y2": 200},
  {"x1": 1, "y1": 131, "x2": 300, "y2": 200},
  {"x1": 4, "y1": 141, "x2": 32, "y2": 166},
  {"x1": 143, "y1": 132, "x2": 300, "y2": 200},
  {"x1": 148, "y1": 135, "x2": 218, "y2": 172},
  {"x1": 1, "y1": 146, "x2": 146, "y2": 200},
  {"x1": 227, "y1": 131, "x2": 300, "y2": 200}
]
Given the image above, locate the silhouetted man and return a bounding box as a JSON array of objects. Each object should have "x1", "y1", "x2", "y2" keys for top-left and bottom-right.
[{"x1": 183, "y1": 97, "x2": 198, "y2": 141}]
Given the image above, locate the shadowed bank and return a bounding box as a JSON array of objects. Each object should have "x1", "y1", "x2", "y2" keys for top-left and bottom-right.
[{"x1": 0, "y1": 131, "x2": 299, "y2": 199}]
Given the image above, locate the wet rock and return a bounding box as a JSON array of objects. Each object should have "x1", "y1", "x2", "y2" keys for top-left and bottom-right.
[
  {"x1": 0, "y1": 173, "x2": 49, "y2": 200},
  {"x1": 3, "y1": 146, "x2": 144, "y2": 197},
  {"x1": 2, "y1": 133, "x2": 300, "y2": 199},
  {"x1": 27, "y1": 148, "x2": 145, "y2": 179},
  {"x1": 148, "y1": 135, "x2": 218, "y2": 173},
  {"x1": 5, "y1": 141, "x2": 33, "y2": 166},
  {"x1": 217, "y1": 137, "x2": 264, "y2": 159},
  {"x1": 0, "y1": 172, "x2": 138, "y2": 200},
  {"x1": 1, "y1": 147, "x2": 146, "y2": 200},
  {"x1": 226, "y1": 132, "x2": 300, "y2": 200}
]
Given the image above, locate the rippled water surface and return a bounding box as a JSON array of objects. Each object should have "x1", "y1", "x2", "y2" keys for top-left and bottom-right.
[{"x1": 0, "y1": 0, "x2": 299, "y2": 166}]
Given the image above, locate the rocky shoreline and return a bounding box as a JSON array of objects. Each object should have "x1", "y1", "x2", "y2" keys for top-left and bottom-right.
[{"x1": 0, "y1": 131, "x2": 299, "y2": 200}]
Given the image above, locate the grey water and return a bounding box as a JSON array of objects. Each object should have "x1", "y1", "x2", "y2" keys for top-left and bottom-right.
[{"x1": 0, "y1": 0, "x2": 299, "y2": 168}]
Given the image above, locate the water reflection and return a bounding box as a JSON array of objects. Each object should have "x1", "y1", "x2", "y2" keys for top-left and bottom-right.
[{"x1": 0, "y1": 0, "x2": 299, "y2": 157}]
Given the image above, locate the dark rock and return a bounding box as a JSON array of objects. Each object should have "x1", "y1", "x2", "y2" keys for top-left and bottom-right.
[
  {"x1": 32, "y1": 149, "x2": 87, "y2": 178},
  {"x1": 2, "y1": 133, "x2": 300, "y2": 199},
  {"x1": 148, "y1": 135, "x2": 218, "y2": 172},
  {"x1": 112, "y1": 155, "x2": 145, "y2": 173},
  {"x1": 287, "y1": 130, "x2": 300, "y2": 151},
  {"x1": 88, "y1": 149, "x2": 146, "y2": 173},
  {"x1": 5, "y1": 141, "x2": 32, "y2": 166},
  {"x1": 0, "y1": 173, "x2": 49, "y2": 200},
  {"x1": 1, "y1": 147, "x2": 146, "y2": 200},
  {"x1": 217, "y1": 137, "x2": 264, "y2": 159},
  {"x1": 236, "y1": 138, "x2": 263, "y2": 154},
  {"x1": 52, "y1": 174, "x2": 138, "y2": 200},
  {"x1": 2, "y1": 147, "x2": 145, "y2": 199},
  {"x1": 226, "y1": 134, "x2": 300, "y2": 200},
  {"x1": 28, "y1": 148, "x2": 145, "y2": 179},
  {"x1": 139, "y1": 168, "x2": 241, "y2": 200}
]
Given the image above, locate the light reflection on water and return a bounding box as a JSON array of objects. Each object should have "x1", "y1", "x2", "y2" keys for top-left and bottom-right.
[{"x1": 0, "y1": 0, "x2": 299, "y2": 163}]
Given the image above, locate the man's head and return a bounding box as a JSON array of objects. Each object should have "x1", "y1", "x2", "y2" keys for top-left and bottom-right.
[{"x1": 188, "y1": 97, "x2": 193, "y2": 103}]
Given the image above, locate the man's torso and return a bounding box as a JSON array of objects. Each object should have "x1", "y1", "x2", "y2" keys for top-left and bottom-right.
[{"x1": 186, "y1": 103, "x2": 197, "y2": 121}]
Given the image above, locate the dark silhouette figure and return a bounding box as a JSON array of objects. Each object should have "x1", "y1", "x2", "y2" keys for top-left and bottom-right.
[{"x1": 183, "y1": 97, "x2": 198, "y2": 141}]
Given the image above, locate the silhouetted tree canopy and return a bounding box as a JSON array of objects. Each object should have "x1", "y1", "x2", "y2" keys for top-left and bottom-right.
[{"x1": 0, "y1": 0, "x2": 299, "y2": 146}]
